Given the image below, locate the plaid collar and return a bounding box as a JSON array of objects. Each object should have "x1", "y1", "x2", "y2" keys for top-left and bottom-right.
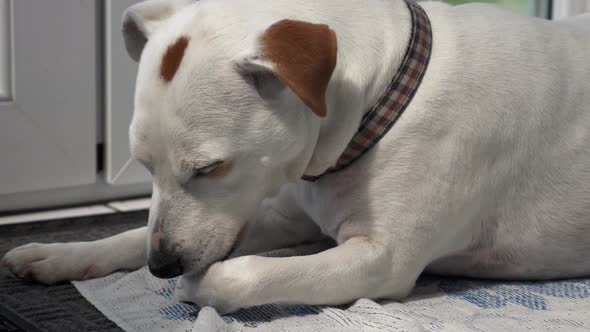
[{"x1": 302, "y1": 0, "x2": 432, "y2": 182}]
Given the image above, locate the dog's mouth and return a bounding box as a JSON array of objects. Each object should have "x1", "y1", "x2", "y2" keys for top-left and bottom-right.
[
  {"x1": 221, "y1": 222, "x2": 250, "y2": 261},
  {"x1": 184, "y1": 241, "x2": 237, "y2": 278},
  {"x1": 190, "y1": 225, "x2": 246, "y2": 275},
  {"x1": 219, "y1": 240, "x2": 238, "y2": 262}
]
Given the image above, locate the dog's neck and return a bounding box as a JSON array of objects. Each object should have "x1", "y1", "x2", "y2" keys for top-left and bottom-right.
[{"x1": 302, "y1": 0, "x2": 412, "y2": 177}]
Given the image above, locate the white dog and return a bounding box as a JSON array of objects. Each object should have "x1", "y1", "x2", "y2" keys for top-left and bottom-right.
[{"x1": 3, "y1": 0, "x2": 590, "y2": 314}]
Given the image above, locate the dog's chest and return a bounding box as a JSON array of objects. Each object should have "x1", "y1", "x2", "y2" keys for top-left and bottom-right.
[{"x1": 295, "y1": 172, "x2": 374, "y2": 242}]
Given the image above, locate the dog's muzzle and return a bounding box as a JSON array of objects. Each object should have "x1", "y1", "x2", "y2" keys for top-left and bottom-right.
[{"x1": 148, "y1": 249, "x2": 184, "y2": 279}]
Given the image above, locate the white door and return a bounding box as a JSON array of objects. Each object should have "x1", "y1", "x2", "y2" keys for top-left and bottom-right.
[
  {"x1": 0, "y1": 0, "x2": 98, "y2": 194},
  {"x1": 553, "y1": 0, "x2": 590, "y2": 19},
  {"x1": 104, "y1": 0, "x2": 151, "y2": 186},
  {"x1": 0, "y1": 0, "x2": 9, "y2": 101}
]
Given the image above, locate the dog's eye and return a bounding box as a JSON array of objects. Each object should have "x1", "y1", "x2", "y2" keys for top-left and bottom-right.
[{"x1": 192, "y1": 161, "x2": 224, "y2": 178}]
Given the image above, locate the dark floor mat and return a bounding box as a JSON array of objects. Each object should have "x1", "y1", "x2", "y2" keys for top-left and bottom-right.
[
  {"x1": 0, "y1": 298, "x2": 43, "y2": 332},
  {"x1": 0, "y1": 317, "x2": 22, "y2": 332},
  {"x1": 0, "y1": 210, "x2": 147, "y2": 332},
  {"x1": 0, "y1": 318, "x2": 24, "y2": 332}
]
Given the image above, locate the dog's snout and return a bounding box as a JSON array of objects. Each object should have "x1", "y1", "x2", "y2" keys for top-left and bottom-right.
[
  {"x1": 148, "y1": 249, "x2": 183, "y2": 279},
  {"x1": 148, "y1": 233, "x2": 183, "y2": 279}
]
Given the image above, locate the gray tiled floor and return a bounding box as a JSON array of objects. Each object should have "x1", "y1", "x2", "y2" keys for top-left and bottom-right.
[{"x1": 0, "y1": 211, "x2": 147, "y2": 332}]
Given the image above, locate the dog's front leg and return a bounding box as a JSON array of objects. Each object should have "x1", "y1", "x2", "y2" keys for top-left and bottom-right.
[
  {"x1": 176, "y1": 236, "x2": 418, "y2": 314},
  {"x1": 1, "y1": 227, "x2": 147, "y2": 284}
]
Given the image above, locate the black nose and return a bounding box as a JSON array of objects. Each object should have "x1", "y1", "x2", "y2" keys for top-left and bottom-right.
[{"x1": 148, "y1": 250, "x2": 183, "y2": 279}]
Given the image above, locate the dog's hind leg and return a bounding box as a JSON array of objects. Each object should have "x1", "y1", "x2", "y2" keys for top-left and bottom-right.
[{"x1": 1, "y1": 227, "x2": 147, "y2": 284}]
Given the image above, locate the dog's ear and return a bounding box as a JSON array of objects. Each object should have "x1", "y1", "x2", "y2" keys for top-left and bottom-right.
[
  {"x1": 122, "y1": 0, "x2": 194, "y2": 62},
  {"x1": 236, "y1": 19, "x2": 337, "y2": 118}
]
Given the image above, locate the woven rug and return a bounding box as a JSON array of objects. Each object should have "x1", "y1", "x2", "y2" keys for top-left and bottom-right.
[{"x1": 0, "y1": 211, "x2": 147, "y2": 332}]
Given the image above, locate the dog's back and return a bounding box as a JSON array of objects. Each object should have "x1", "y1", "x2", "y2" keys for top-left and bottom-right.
[{"x1": 411, "y1": 4, "x2": 590, "y2": 279}]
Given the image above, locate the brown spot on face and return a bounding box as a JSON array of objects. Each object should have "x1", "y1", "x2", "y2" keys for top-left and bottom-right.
[
  {"x1": 260, "y1": 20, "x2": 337, "y2": 117},
  {"x1": 207, "y1": 160, "x2": 234, "y2": 179},
  {"x1": 160, "y1": 36, "x2": 190, "y2": 82}
]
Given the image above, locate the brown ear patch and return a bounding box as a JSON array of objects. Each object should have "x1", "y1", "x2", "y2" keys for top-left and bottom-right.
[
  {"x1": 260, "y1": 20, "x2": 337, "y2": 117},
  {"x1": 160, "y1": 36, "x2": 190, "y2": 82}
]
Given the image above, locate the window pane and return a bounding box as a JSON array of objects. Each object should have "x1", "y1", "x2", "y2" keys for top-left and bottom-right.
[
  {"x1": 444, "y1": 0, "x2": 527, "y2": 14},
  {"x1": 431, "y1": 0, "x2": 551, "y2": 18}
]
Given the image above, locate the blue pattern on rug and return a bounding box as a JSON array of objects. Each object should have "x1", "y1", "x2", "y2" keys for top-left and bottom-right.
[
  {"x1": 154, "y1": 273, "x2": 590, "y2": 324},
  {"x1": 437, "y1": 278, "x2": 590, "y2": 310}
]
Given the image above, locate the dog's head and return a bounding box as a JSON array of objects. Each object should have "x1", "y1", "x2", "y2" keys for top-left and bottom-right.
[{"x1": 122, "y1": 0, "x2": 337, "y2": 278}]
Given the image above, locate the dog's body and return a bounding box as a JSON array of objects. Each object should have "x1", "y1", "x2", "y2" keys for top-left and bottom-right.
[{"x1": 3, "y1": 0, "x2": 590, "y2": 313}]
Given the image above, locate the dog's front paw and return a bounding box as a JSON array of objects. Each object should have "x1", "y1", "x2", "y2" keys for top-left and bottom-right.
[
  {"x1": 1, "y1": 242, "x2": 105, "y2": 284},
  {"x1": 175, "y1": 256, "x2": 258, "y2": 314}
]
